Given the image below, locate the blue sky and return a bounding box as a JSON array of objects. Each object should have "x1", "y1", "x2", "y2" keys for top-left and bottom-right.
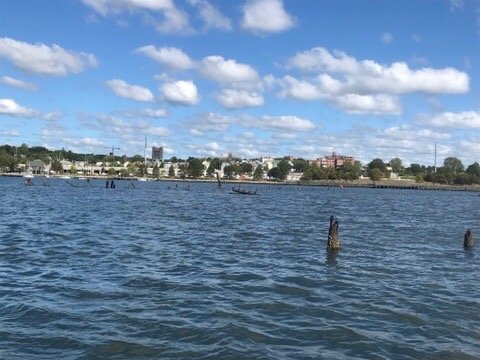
[{"x1": 1, "y1": 0, "x2": 479, "y2": 165}]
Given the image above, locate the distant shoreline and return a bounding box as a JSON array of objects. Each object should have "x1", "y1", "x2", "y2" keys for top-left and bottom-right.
[{"x1": 3, "y1": 173, "x2": 480, "y2": 192}]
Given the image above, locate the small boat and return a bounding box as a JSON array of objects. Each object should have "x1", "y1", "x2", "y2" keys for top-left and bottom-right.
[
  {"x1": 23, "y1": 173, "x2": 34, "y2": 179},
  {"x1": 60, "y1": 175, "x2": 71, "y2": 179},
  {"x1": 231, "y1": 187, "x2": 257, "y2": 195},
  {"x1": 138, "y1": 178, "x2": 147, "y2": 182}
]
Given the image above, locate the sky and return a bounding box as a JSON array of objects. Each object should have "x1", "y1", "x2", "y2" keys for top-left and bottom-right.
[{"x1": 1, "y1": 0, "x2": 479, "y2": 165}]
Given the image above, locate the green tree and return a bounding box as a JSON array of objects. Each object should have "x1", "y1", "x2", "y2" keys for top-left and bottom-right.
[
  {"x1": 409, "y1": 163, "x2": 423, "y2": 176},
  {"x1": 466, "y1": 162, "x2": 480, "y2": 177},
  {"x1": 369, "y1": 168, "x2": 383, "y2": 182},
  {"x1": 187, "y1": 158, "x2": 204, "y2": 178},
  {"x1": 50, "y1": 159, "x2": 63, "y2": 173},
  {"x1": 389, "y1": 157, "x2": 403, "y2": 174},
  {"x1": 223, "y1": 164, "x2": 241, "y2": 179},
  {"x1": 108, "y1": 167, "x2": 117, "y2": 176},
  {"x1": 267, "y1": 167, "x2": 281, "y2": 180},
  {"x1": 338, "y1": 162, "x2": 360, "y2": 180},
  {"x1": 239, "y1": 162, "x2": 253, "y2": 174},
  {"x1": 206, "y1": 158, "x2": 222, "y2": 176},
  {"x1": 292, "y1": 158, "x2": 309, "y2": 173},
  {"x1": 253, "y1": 165, "x2": 264, "y2": 180},
  {"x1": 368, "y1": 158, "x2": 387, "y2": 174},
  {"x1": 153, "y1": 164, "x2": 160, "y2": 178},
  {"x1": 69, "y1": 164, "x2": 77, "y2": 174},
  {"x1": 276, "y1": 159, "x2": 292, "y2": 180},
  {"x1": 168, "y1": 164, "x2": 175, "y2": 177},
  {"x1": 443, "y1": 157, "x2": 464, "y2": 174}
]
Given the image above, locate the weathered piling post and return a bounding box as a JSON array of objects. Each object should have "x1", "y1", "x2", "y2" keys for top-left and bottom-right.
[
  {"x1": 216, "y1": 171, "x2": 221, "y2": 187},
  {"x1": 464, "y1": 228, "x2": 474, "y2": 249},
  {"x1": 327, "y1": 215, "x2": 340, "y2": 251}
]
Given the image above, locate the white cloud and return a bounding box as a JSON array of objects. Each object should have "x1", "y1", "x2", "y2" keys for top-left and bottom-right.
[
  {"x1": 287, "y1": 47, "x2": 469, "y2": 94},
  {"x1": 241, "y1": 0, "x2": 294, "y2": 34},
  {"x1": 0, "y1": 129, "x2": 20, "y2": 137},
  {"x1": 247, "y1": 115, "x2": 315, "y2": 131},
  {"x1": 189, "y1": 112, "x2": 314, "y2": 133},
  {"x1": 43, "y1": 112, "x2": 62, "y2": 121},
  {"x1": 380, "y1": 32, "x2": 393, "y2": 44},
  {"x1": 0, "y1": 37, "x2": 97, "y2": 76},
  {"x1": 187, "y1": 0, "x2": 232, "y2": 31},
  {"x1": 215, "y1": 89, "x2": 263, "y2": 109},
  {"x1": 421, "y1": 111, "x2": 480, "y2": 128},
  {"x1": 333, "y1": 94, "x2": 401, "y2": 115},
  {"x1": 0, "y1": 76, "x2": 38, "y2": 91},
  {"x1": 199, "y1": 55, "x2": 259, "y2": 87},
  {"x1": 82, "y1": 0, "x2": 191, "y2": 34},
  {"x1": 147, "y1": 127, "x2": 170, "y2": 136},
  {"x1": 161, "y1": 79, "x2": 199, "y2": 105},
  {"x1": 121, "y1": 108, "x2": 168, "y2": 118},
  {"x1": 0, "y1": 98, "x2": 36, "y2": 117},
  {"x1": 106, "y1": 79, "x2": 154, "y2": 102},
  {"x1": 135, "y1": 45, "x2": 194, "y2": 70}
]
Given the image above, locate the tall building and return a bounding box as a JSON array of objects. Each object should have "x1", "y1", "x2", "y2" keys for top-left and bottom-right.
[{"x1": 152, "y1": 146, "x2": 163, "y2": 161}]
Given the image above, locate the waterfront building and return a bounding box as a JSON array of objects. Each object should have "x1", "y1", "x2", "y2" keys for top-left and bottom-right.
[
  {"x1": 152, "y1": 146, "x2": 163, "y2": 161},
  {"x1": 313, "y1": 152, "x2": 354, "y2": 169}
]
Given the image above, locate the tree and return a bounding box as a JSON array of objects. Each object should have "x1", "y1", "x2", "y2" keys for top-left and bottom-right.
[
  {"x1": 338, "y1": 162, "x2": 360, "y2": 180},
  {"x1": 443, "y1": 157, "x2": 464, "y2": 174},
  {"x1": 389, "y1": 157, "x2": 403, "y2": 174},
  {"x1": 168, "y1": 164, "x2": 175, "y2": 177},
  {"x1": 367, "y1": 158, "x2": 387, "y2": 174},
  {"x1": 253, "y1": 165, "x2": 264, "y2": 180},
  {"x1": 69, "y1": 164, "x2": 77, "y2": 174},
  {"x1": 50, "y1": 159, "x2": 63, "y2": 173},
  {"x1": 206, "y1": 158, "x2": 222, "y2": 176},
  {"x1": 466, "y1": 162, "x2": 480, "y2": 177},
  {"x1": 369, "y1": 168, "x2": 383, "y2": 182},
  {"x1": 276, "y1": 159, "x2": 292, "y2": 180},
  {"x1": 292, "y1": 158, "x2": 309, "y2": 173},
  {"x1": 409, "y1": 163, "x2": 423, "y2": 176},
  {"x1": 267, "y1": 167, "x2": 281, "y2": 180},
  {"x1": 152, "y1": 164, "x2": 160, "y2": 178},
  {"x1": 187, "y1": 158, "x2": 204, "y2": 178},
  {"x1": 223, "y1": 164, "x2": 241, "y2": 179},
  {"x1": 239, "y1": 162, "x2": 253, "y2": 174}
]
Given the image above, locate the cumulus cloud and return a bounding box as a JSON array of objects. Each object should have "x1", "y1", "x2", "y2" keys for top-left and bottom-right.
[
  {"x1": 106, "y1": 79, "x2": 154, "y2": 102},
  {"x1": 189, "y1": 112, "x2": 314, "y2": 133},
  {"x1": 161, "y1": 79, "x2": 199, "y2": 105},
  {"x1": 199, "y1": 55, "x2": 260, "y2": 87},
  {"x1": 0, "y1": 98, "x2": 36, "y2": 117},
  {"x1": 187, "y1": 0, "x2": 232, "y2": 31},
  {"x1": 0, "y1": 129, "x2": 20, "y2": 137},
  {"x1": 333, "y1": 94, "x2": 401, "y2": 115},
  {"x1": 241, "y1": 0, "x2": 294, "y2": 34},
  {"x1": 276, "y1": 46, "x2": 470, "y2": 115},
  {"x1": 135, "y1": 45, "x2": 195, "y2": 70},
  {"x1": 215, "y1": 89, "x2": 263, "y2": 109},
  {"x1": 121, "y1": 108, "x2": 168, "y2": 118},
  {"x1": 0, "y1": 76, "x2": 38, "y2": 91},
  {"x1": 420, "y1": 111, "x2": 480, "y2": 128},
  {"x1": 82, "y1": 0, "x2": 191, "y2": 34},
  {"x1": 286, "y1": 47, "x2": 469, "y2": 94},
  {"x1": 0, "y1": 37, "x2": 97, "y2": 76}
]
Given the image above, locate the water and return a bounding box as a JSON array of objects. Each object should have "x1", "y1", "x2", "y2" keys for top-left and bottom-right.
[{"x1": 1, "y1": 177, "x2": 479, "y2": 359}]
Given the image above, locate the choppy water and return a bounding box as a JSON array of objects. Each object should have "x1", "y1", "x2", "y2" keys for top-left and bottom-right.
[{"x1": 1, "y1": 177, "x2": 479, "y2": 359}]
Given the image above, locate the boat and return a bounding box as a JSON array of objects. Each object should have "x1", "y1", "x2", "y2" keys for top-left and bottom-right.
[
  {"x1": 23, "y1": 173, "x2": 34, "y2": 179},
  {"x1": 231, "y1": 186, "x2": 257, "y2": 195},
  {"x1": 138, "y1": 178, "x2": 147, "y2": 182},
  {"x1": 60, "y1": 175, "x2": 71, "y2": 179}
]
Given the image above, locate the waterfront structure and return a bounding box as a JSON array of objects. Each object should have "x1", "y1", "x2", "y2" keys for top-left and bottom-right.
[
  {"x1": 26, "y1": 159, "x2": 45, "y2": 174},
  {"x1": 313, "y1": 152, "x2": 354, "y2": 169},
  {"x1": 152, "y1": 146, "x2": 163, "y2": 161}
]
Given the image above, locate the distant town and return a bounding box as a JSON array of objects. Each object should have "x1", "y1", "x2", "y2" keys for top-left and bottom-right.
[{"x1": 1, "y1": 144, "x2": 480, "y2": 186}]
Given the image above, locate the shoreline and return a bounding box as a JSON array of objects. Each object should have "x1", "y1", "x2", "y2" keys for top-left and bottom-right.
[{"x1": 3, "y1": 173, "x2": 480, "y2": 192}]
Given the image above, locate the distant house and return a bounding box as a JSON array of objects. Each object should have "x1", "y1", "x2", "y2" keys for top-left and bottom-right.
[
  {"x1": 313, "y1": 152, "x2": 354, "y2": 169},
  {"x1": 27, "y1": 159, "x2": 45, "y2": 174}
]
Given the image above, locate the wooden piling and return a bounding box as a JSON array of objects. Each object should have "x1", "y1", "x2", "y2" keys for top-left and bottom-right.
[
  {"x1": 327, "y1": 215, "x2": 340, "y2": 250},
  {"x1": 464, "y1": 228, "x2": 474, "y2": 249}
]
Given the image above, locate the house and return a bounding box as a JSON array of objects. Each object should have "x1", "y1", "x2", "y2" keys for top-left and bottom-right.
[{"x1": 27, "y1": 159, "x2": 45, "y2": 174}]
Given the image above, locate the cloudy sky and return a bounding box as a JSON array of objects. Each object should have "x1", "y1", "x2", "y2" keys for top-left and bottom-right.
[{"x1": 1, "y1": 0, "x2": 479, "y2": 165}]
